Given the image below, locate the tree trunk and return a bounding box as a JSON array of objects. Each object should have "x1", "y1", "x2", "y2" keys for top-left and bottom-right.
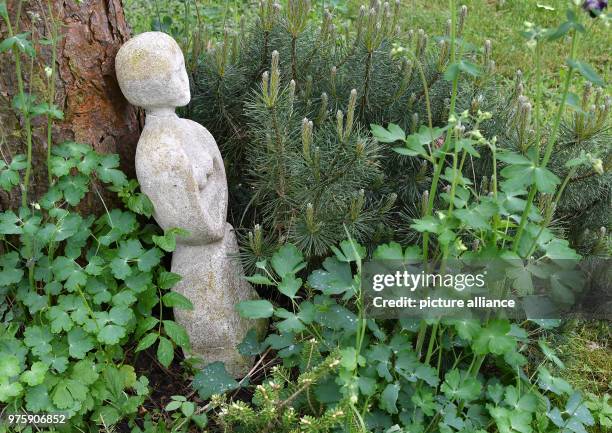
[{"x1": 0, "y1": 0, "x2": 140, "y2": 212}]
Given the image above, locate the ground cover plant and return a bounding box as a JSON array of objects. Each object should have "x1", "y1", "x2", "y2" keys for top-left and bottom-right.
[
  {"x1": 0, "y1": 4, "x2": 200, "y2": 430},
  {"x1": 0, "y1": 0, "x2": 610, "y2": 433}
]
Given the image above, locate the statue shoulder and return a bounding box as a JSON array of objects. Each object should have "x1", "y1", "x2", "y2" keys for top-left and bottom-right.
[
  {"x1": 180, "y1": 118, "x2": 217, "y2": 143},
  {"x1": 139, "y1": 121, "x2": 182, "y2": 148}
]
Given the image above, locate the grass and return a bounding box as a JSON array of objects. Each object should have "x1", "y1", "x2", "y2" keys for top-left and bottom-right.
[
  {"x1": 553, "y1": 320, "x2": 612, "y2": 396},
  {"x1": 124, "y1": 0, "x2": 610, "y2": 93}
]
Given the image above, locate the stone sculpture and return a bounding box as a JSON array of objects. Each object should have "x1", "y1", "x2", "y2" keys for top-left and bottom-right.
[{"x1": 115, "y1": 32, "x2": 265, "y2": 377}]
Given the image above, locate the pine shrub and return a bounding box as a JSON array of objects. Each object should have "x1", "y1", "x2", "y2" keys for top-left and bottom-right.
[
  {"x1": 190, "y1": 0, "x2": 504, "y2": 267},
  {"x1": 190, "y1": 0, "x2": 610, "y2": 267}
]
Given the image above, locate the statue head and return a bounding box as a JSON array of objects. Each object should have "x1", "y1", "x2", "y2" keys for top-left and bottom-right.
[{"x1": 116, "y1": 32, "x2": 190, "y2": 109}]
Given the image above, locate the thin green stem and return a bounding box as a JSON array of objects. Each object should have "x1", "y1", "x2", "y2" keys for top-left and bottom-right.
[{"x1": 513, "y1": 29, "x2": 579, "y2": 253}]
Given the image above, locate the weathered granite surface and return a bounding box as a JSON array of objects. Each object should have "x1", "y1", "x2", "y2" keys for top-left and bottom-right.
[{"x1": 115, "y1": 32, "x2": 265, "y2": 376}]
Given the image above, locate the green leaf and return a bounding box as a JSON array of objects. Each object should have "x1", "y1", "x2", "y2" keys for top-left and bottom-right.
[
  {"x1": 0, "y1": 167, "x2": 20, "y2": 191},
  {"x1": 275, "y1": 310, "x2": 306, "y2": 333},
  {"x1": 270, "y1": 244, "x2": 305, "y2": 278},
  {"x1": 20, "y1": 362, "x2": 48, "y2": 386},
  {"x1": 163, "y1": 320, "x2": 190, "y2": 349},
  {"x1": 0, "y1": 33, "x2": 35, "y2": 57},
  {"x1": 138, "y1": 247, "x2": 163, "y2": 272},
  {"x1": 308, "y1": 257, "x2": 354, "y2": 296},
  {"x1": 441, "y1": 369, "x2": 481, "y2": 402},
  {"x1": 0, "y1": 354, "x2": 21, "y2": 378},
  {"x1": 58, "y1": 174, "x2": 89, "y2": 205},
  {"x1": 192, "y1": 362, "x2": 239, "y2": 399},
  {"x1": 85, "y1": 256, "x2": 105, "y2": 276},
  {"x1": 0, "y1": 379, "x2": 23, "y2": 402},
  {"x1": 444, "y1": 60, "x2": 481, "y2": 81},
  {"x1": 0, "y1": 211, "x2": 22, "y2": 234},
  {"x1": 472, "y1": 319, "x2": 515, "y2": 355},
  {"x1": 53, "y1": 378, "x2": 87, "y2": 409},
  {"x1": 71, "y1": 359, "x2": 99, "y2": 386},
  {"x1": 96, "y1": 154, "x2": 127, "y2": 186},
  {"x1": 0, "y1": 2, "x2": 7, "y2": 19},
  {"x1": 245, "y1": 273, "x2": 275, "y2": 285},
  {"x1": 158, "y1": 271, "x2": 182, "y2": 289},
  {"x1": 379, "y1": 382, "x2": 400, "y2": 414},
  {"x1": 373, "y1": 242, "x2": 404, "y2": 260},
  {"x1": 411, "y1": 216, "x2": 440, "y2": 233},
  {"x1": 47, "y1": 306, "x2": 73, "y2": 333},
  {"x1": 162, "y1": 291, "x2": 194, "y2": 310},
  {"x1": 125, "y1": 271, "x2": 152, "y2": 293},
  {"x1": 331, "y1": 239, "x2": 366, "y2": 262},
  {"x1": 24, "y1": 326, "x2": 53, "y2": 356},
  {"x1": 97, "y1": 324, "x2": 126, "y2": 345},
  {"x1": 452, "y1": 319, "x2": 481, "y2": 341},
  {"x1": 533, "y1": 167, "x2": 561, "y2": 193},
  {"x1": 135, "y1": 333, "x2": 158, "y2": 352},
  {"x1": 567, "y1": 59, "x2": 604, "y2": 86},
  {"x1": 339, "y1": 347, "x2": 365, "y2": 371},
  {"x1": 67, "y1": 327, "x2": 94, "y2": 359},
  {"x1": 537, "y1": 367, "x2": 572, "y2": 395},
  {"x1": 504, "y1": 386, "x2": 539, "y2": 412},
  {"x1": 165, "y1": 400, "x2": 182, "y2": 411},
  {"x1": 236, "y1": 299, "x2": 274, "y2": 319},
  {"x1": 157, "y1": 336, "x2": 174, "y2": 367},
  {"x1": 238, "y1": 328, "x2": 264, "y2": 356},
  {"x1": 278, "y1": 275, "x2": 302, "y2": 299},
  {"x1": 110, "y1": 257, "x2": 131, "y2": 280},
  {"x1": 538, "y1": 339, "x2": 565, "y2": 369},
  {"x1": 25, "y1": 385, "x2": 52, "y2": 411},
  {"x1": 370, "y1": 123, "x2": 406, "y2": 143},
  {"x1": 152, "y1": 227, "x2": 189, "y2": 252}
]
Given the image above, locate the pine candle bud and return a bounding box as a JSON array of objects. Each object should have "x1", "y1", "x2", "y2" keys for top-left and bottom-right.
[
  {"x1": 407, "y1": 29, "x2": 414, "y2": 46},
  {"x1": 322, "y1": 11, "x2": 333, "y2": 39},
  {"x1": 458, "y1": 5, "x2": 468, "y2": 36},
  {"x1": 487, "y1": 59, "x2": 496, "y2": 75},
  {"x1": 593, "y1": 87, "x2": 603, "y2": 107},
  {"x1": 336, "y1": 110, "x2": 344, "y2": 139},
  {"x1": 302, "y1": 118, "x2": 313, "y2": 161},
  {"x1": 416, "y1": 29, "x2": 427, "y2": 57},
  {"x1": 407, "y1": 92, "x2": 417, "y2": 111},
  {"x1": 288, "y1": 80, "x2": 296, "y2": 118},
  {"x1": 470, "y1": 97, "x2": 480, "y2": 115},
  {"x1": 367, "y1": 8, "x2": 377, "y2": 40},
  {"x1": 269, "y1": 50, "x2": 281, "y2": 105},
  {"x1": 445, "y1": 19, "x2": 452, "y2": 37},
  {"x1": 262, "y1": 71, "x2": 270, "y2": 100},
  {"x1": 411, "y1": 112, "x2": 419, "y2": 133},
  {"x1": 330, "y1": 66, "x2": 337, "y2": 98},
  {"x1": 392, "y1": 0, "x2": 401, "y2": 29},
  {"x1": 356, "y1": 6, "x2": 367, "y2": 39},
  {"x1": 344, "y1": 89, "x2": 358, "y2": 141},
  {"x1": 582, "y1": 81, "x2": 593, "y2": 109},
  {"x1": 305, "y1": 203, "x2": 316, "y2": 232},
  {"x1": 592, "y1": 158, "x2": 604, "y2": 175},
  {"x1": 249, "y1": 224, "x2": 264, "y2": 255},
  {"x1": 381, "y1": 2, "x2": 391, "y2": 34},
  {"x1": 304, "y1": 75, "x2": 313, "y2": 105},
  {"x1": 317, "y1": 92, "x2": 329, "y2": 123},
  {"x1": 484, "y1": 39, "x2": 492, "y2": 64},
  {"x1": 437, "y1": 39, "x2": 448, "y2": 70}
]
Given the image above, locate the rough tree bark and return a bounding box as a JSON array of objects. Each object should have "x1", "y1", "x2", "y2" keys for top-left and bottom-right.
[{"x1": 0, "y1": 0, "x2": 140, "y2": 212}]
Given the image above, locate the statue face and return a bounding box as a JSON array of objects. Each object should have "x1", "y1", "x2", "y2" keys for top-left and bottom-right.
[{"x1": 116, "y1": 32, "x2": 191, "y2": 109}]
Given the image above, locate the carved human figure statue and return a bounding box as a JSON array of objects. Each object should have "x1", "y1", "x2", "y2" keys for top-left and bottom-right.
[{"x1": 115, "y1": 32, "x2": 264, "y2": 377}]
